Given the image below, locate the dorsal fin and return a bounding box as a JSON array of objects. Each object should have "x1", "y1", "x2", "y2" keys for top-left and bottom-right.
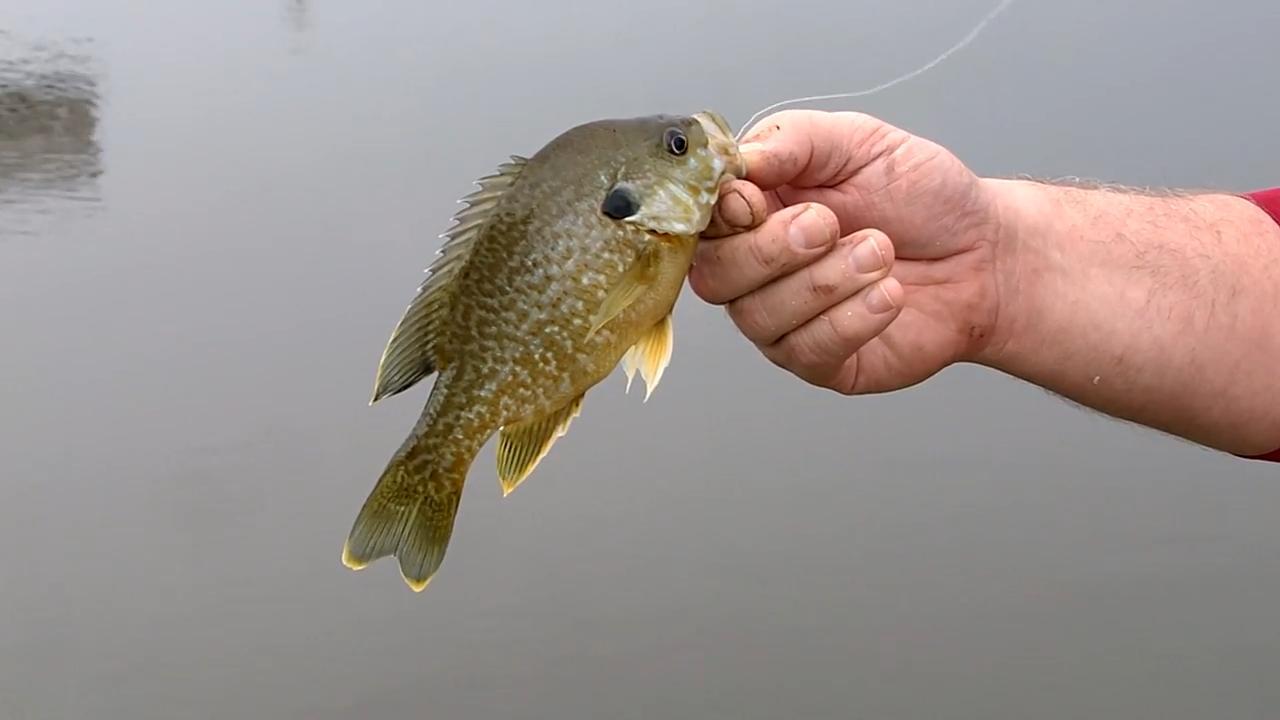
[{"x1": 370, "y1": 156, "x2": 528, "y2": 404}]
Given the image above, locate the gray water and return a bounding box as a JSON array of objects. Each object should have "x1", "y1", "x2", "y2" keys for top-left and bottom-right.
[{"x1": 3, "y1": 1, "x2": 1279, "y2": 718}]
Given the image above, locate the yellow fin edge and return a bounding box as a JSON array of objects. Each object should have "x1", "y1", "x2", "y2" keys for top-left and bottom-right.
[
  {"x1": 496, "y1": 395, "x2": 585, "y2": 497},
  {"x1": 622, "y1": 313, "x2": 674, "y2": 402}
]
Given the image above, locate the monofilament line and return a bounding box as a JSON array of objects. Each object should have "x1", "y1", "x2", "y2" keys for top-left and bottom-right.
[{"x1": 734, "y1": 0, "x2": 1020, "y2": 142}]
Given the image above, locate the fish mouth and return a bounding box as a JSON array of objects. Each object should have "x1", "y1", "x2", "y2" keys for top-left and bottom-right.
[{"x1": 693, "y1": 110, "x2": 745, "y2": 179}]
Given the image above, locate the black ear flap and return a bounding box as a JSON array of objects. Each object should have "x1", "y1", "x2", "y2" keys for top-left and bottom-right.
[{"x1": 601, "y1": 183, "x2": 640, "y2": 220}]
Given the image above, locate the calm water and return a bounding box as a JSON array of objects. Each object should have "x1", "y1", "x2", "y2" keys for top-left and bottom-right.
[{"x1": 3, "y1": 1, "x2": 1279, "y2": 718}]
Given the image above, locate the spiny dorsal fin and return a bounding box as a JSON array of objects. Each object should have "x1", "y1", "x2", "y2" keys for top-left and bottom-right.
[
  {"x1": 370, "y1": 156, "x2": 528, "y2": 404},
  {"x1": 495, "y1": 394, "x2": 585, "y2": 497},
  {"x1": 621, "y1": 312, "x2": 674, "y2": 401},
  {"x1": 585, "y1": 245, "x2": 659, "y2": 341}
]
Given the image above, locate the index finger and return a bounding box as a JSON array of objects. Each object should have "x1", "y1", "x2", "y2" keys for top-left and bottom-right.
[{"x1": 736, "y1": 109, "x2": 901, "y2": 191}]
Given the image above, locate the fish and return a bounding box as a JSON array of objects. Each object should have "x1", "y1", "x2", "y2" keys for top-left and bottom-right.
[{"x1": 341, "y1": 110, "x2": 745, "y2": 591}]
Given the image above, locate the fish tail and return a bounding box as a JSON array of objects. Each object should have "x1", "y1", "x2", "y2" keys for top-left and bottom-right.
[{"x1": 341, "y1": 433, "x2": 466, "y2": 592}]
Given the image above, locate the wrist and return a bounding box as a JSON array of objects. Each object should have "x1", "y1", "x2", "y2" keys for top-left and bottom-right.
[{"x1": 970, "y1": 177, "x2": 1057, "y2": 373}]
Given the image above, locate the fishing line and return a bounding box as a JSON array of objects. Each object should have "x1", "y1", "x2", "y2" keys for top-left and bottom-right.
[{"x1": 734, "y1": 0, "x2": 1019, "y2": 142}]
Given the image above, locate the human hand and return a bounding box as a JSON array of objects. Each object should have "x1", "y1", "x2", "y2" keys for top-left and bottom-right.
[{"x1": 690, "y1": 109, "x2": 1005, "y2": 394}]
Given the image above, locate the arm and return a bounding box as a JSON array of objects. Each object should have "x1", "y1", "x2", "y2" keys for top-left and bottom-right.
[
  {"x1": 696, "y1": 109, "x2": 1280, "y2": 460},
  {"x1": 978, "y1": 179, "x2": 1280, "y2": 457}
]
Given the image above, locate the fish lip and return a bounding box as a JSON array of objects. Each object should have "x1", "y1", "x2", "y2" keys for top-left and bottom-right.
[
  {"x1": 693, "y1": 110, "x2": 745, "y2": 179},
  {"x1": 694, "y1": 109, "x2": 734, "y2": 139}
]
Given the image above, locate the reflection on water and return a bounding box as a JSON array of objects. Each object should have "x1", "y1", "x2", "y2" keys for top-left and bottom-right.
[
  {"x1": 285, "y1": 0, "x2": 309, "y2": 34},
  {"x1": 284, "y1": 0, "x2": 311, "y2": 55},
  {"x1": 0, "y1": 31, "x2": 102, "y2": 236}
]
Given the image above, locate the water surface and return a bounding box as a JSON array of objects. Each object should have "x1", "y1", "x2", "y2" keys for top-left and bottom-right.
[{"x1": 2, "y1": 1, "x2": 1279, "y2": 718}]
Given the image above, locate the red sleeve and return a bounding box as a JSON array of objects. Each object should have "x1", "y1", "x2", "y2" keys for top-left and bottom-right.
[
  {"x1": 1245, "y1": 187, "x2": 1280, "y2": 225},
  {"x1": 1239, "y1": 188, "x2": 1280, "y2": 462}
]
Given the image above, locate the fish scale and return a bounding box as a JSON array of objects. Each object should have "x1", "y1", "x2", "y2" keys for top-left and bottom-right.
[{"x1": 342, "y1": 111, "x2": 745, "y2": 591}]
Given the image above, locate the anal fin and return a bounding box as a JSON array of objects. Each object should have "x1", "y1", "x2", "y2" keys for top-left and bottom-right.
[
  {"x1": 495, "y1": 394, "x2": 584, "y2": 497},
  {"x1": 621, "y1": 313, "x2": 674, "y2": 401}
]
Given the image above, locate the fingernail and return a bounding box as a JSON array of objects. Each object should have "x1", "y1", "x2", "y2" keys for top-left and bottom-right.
[
  {"x1": 718, "y1": 188, "x2": 752, "y2": 229},
  {"x1": 865, "y1": 279, "x2": 898, "y2": 314},
  {"x1": 789, "y1": 207, "x2": 831, "y2": 250},
  {"x1": 735, "y1": 143, "x2": 764, "y2": 176},
  {"x1": 851, "y1": 236, "x2": 884, "y2": 273}
]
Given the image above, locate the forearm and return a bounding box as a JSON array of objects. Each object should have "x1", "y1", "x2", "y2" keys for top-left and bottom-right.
[{"x1": 978, "y1": 178, "x2": 1280, "y2": 456}]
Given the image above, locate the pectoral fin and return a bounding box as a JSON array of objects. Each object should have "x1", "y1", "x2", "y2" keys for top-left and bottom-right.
[
  {"x1": 495, "y1": 394, "x2": 585, "y2": 497},
  {"x1": 586, "y1": 246, "x2": 659, "y2": 340},
  {"x1": 621, "y1": 313, "x2": 674, "y2": 401}
]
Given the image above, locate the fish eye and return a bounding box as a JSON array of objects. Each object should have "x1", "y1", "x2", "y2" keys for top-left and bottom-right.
[{"x1": 663, "y1": 127, "x2": 688, "y2": 156}]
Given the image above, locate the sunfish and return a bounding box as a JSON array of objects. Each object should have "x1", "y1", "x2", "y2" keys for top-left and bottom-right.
[{"x1": 343, "y1": 111, "x2": 745, "y2": 591}]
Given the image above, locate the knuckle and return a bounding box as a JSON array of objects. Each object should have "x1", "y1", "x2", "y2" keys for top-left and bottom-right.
[
  {"x1": 689, "y1": 242, "x2": 742, "y2": 305},
  {"x1": 763, "y1": 335, "x2": 841, "y2": 391},
  {"x1": 806, "y1": 237, "x2": 857, "y2": 298},
  {"x1": 726, "y1": 293, "x2": 773, "y2": 343},
  {"x1": 777, "y1": 328, "x2": 829, "y2": 373},
  {"x1": 825, "y1": 308, "x2": 867, "y2": 347},
  {"x1": 743, "y1": 229, "x2": 785, "y2": 273},
  {"x1": 760, "y1": 337, "x2": 806, "y2": 375},
  {"x1": 804, "y1": 263, "x2": 843, "y2": 300},
  {"x1": 835, "y1": 111, "x2": 879, "y2": 140},
  {"x1": 830, "y1": 379, "x2": 860, "y2": 397},
  {"x1": 834, "y1": 110, "x2": 872, "y2": 125},
  {"x1": 788, "y1": 314, "x2": 863, "y2": 373},
  {"x1": 686, "y1": 262, "x2": 722, "y2": 304}
]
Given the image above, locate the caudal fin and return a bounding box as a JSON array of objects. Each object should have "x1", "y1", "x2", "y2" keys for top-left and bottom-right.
[{"x1": 341, "y1": 445, "x2": 462, "y2": 592}]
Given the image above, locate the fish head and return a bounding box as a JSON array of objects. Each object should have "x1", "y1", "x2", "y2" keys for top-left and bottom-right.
[{"x1": 595, "y1": 110, "x2": 745, "y2": 237}]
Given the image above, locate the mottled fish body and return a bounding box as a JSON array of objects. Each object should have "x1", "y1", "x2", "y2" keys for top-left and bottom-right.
[{"x1": 342, "y1": 111, "x2": 744, "y2": 591}]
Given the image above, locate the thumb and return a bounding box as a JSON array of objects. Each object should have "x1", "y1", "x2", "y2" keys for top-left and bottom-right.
[{"x1": 737, "y1": 109, "x2": 900, "y2": 191}]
